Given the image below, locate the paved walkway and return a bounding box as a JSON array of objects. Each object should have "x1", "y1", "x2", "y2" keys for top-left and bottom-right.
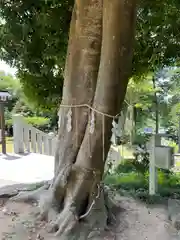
[
  {"x1": 0, "y1": 150, "x2": 179, "y2": 188},
  {"x1": 0, "y1": 153, "x2": 54, "y2": 187}
]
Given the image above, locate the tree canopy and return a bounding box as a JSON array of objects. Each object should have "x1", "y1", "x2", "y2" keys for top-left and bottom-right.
[
  {"x1": 1, "y1": 2, "x2": 180, "y2": 238},
  {"x1": 1, "y1": 0, "x2": 180, "y2": 108},
  {"x1": 0, "y1": 0, "x2": 73, "y2": 109}
]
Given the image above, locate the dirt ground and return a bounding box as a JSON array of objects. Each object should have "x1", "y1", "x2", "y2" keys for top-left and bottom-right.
[{"x1": 0, "y1": 194, "x2": 179, "y2": 240}]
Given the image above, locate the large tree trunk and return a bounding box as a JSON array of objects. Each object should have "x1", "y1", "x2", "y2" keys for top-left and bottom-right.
[
  {"x1": 15, "y1": 0, "x2": 137, "y2": 239},
  {"x1": 54, "y1": 0, "x2": 103, "y2": 179}
]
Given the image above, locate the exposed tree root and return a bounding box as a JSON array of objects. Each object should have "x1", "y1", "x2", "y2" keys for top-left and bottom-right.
[
  {"x1": 0, "y1": 181, "x2": 50, "y2": 199},
  {"x1": 44, "y1": 190, "x2": 109, "y2": 240},
  {"x1": 8, "y1": 162, "x2": 72, "y2": 204},
  {"x1": 33, "y1": 165, "x2": 112, "y2": 239},
  {"x1": 10, "y1": 182, "x2": 50, "y2": 203},
  {"x1": 1, "y1": 165, "x2": 118, "y2": 239}
]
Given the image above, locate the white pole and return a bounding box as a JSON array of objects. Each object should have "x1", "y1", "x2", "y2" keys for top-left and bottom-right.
[
  {"x1": 149, "y1": 135, "x2": 158, "y2": 195},
  {"x1": 13, "y1": 114, "x2": 24, "y2": 154},
  {"x1": 178, "y1": 114, "x2": 180, "y2": 153}
]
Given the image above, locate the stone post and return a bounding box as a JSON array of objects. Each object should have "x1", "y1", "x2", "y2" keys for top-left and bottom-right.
[{"x1": 13, "y1": 114, "x2": 24, "y2": 154}]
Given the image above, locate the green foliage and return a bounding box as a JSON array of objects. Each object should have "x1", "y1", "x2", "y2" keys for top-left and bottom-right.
[
  {"x1": 126, "y1": 66, "x2": 180, "y2": 138},
  {"x1": 0, "y1": 71, "x2": 45, "y2": 119},
  {"x1": 0, "y1": 0, "x2": 73, "y2": 109},
  {"x1": 151, "y1": 68, "x2": 180, "y2": 137},
  {"x1": 0, "y1": 71, "x2": 20, "y2": 110},
  {"x1": 1, "y1": 0, "x2": 180, "y2": 109},
  {"x1": 12, "y1": 100, "x2": 35, "y2": 116},
  {"x1": 166, "y1": 139, "x2": 178, "y2": 153},
  {"x1": 25, "y1": 116, "x2": 50, "y2": 128},
  {"x1": 115, "y1": 157, "x2": 149, "y2": 175},
  {"x1": 134, "y1": 0, "x2": 180, "y2": 76},
  {"x1": 0, "y1": 71, "x2": 55, "y2": 126},
  {"x1": 105, "y1": 172, "x2": 147, "y2": 190},
  {"x1": 115, "y1": 161, "x2": 137, "y2": 173},
  {"x1": 6, "y1": 116, "x2": 50, "y2": 131},
  {"x1": 0, "y1": 71, "x2": 19, "y2": 91},
  {"x1": 127, "y1": 76, "x2": 155, "y2": 109},
  {"x1": 105, "y1": 160, "x2": 180, "y2": 204}
]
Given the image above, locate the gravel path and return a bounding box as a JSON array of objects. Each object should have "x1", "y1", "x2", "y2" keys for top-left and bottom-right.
[
  {"x1": 0, "y1": 194, "x2": 178, "y2": 240},
  {"x1": 114, "y1": 195, "x2": 179, "y2": 240}
]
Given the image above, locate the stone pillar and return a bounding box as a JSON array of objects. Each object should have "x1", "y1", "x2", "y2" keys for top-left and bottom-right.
[{"x1": 13, "y1": 114, "x2": 24, "y2": 154}]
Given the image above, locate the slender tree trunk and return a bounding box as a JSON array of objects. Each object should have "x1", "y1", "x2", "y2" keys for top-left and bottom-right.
[
  {"x1": 152, "y1": 76, "x2": 159, "y2": 134},
  {"x1": 134, "y1": 105, "x2": 137, "y2": 135},
  {"x1": 15, "y1": 1, "x2": 137, "y2": 239}
]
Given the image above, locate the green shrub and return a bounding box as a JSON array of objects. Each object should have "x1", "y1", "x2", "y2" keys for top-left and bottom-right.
[
  {"x1": 6, "y1": 118, "x2": 13, "y2": 127},
  {"x1": 25, "y1": 116, "x2": 50, "y2": 131},
  {"x1": 6, "y1": 116, "x2": 51, "y2": 132},
  {"x1": 167, "y1": 140, "x2": 178, "y2": 153},
  {"x1": 104, "y1": 172, "x2": 148, "y2": 190},
  {"x1": 115, "y1": 157, "x2": 149, "y2": 175},
  {"x1": 104, "y1": 159, "x2": 180, "y2": 203},
  {"x1": 115, "y1": 160, "x2": 136, "y2": 173},
  {"x1": 132, "y1": 132, "x2": 150, "y2": 145}
]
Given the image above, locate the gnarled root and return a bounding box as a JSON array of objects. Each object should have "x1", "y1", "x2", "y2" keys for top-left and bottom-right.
[
  {"x1": 9, "y1": 162, "x2": 72, "y2": 204},
  {"x1": 36, "y1": 165, "x2": 109, "y2": 239},
  {"x1": 10, "y1": 183, "x2": 50, "y2": 202},
  {"x1": 45, "y1": 192, "x2": 108, "y2": 240},
  {"x1": 5, "y1": 163, "x2": 116, "y2": 239}
]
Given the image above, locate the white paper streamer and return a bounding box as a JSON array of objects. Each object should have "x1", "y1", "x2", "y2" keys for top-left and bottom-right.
[
  {"x1": 67, "y1": 108, "x2": 72, "y2": 132},
  {"x1": 89, "y1": 110, "x2": 95, "y2": 134},
  {"x1": 58, "y1": 109, "x2": 61, "y2": 128}
]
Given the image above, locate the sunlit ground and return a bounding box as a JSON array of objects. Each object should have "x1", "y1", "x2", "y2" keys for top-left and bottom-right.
[{"x1": 0, "y1": 137, "x2": 13, "y2": 153}]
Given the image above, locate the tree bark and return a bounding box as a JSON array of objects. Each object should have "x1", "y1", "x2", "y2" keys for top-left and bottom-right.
[
  {"x1": 26, "y1": 0, "x2": 138, "y2": 239},
  {"x1": 54, "y1": 0, "x2": 103, "y2": 179}
]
